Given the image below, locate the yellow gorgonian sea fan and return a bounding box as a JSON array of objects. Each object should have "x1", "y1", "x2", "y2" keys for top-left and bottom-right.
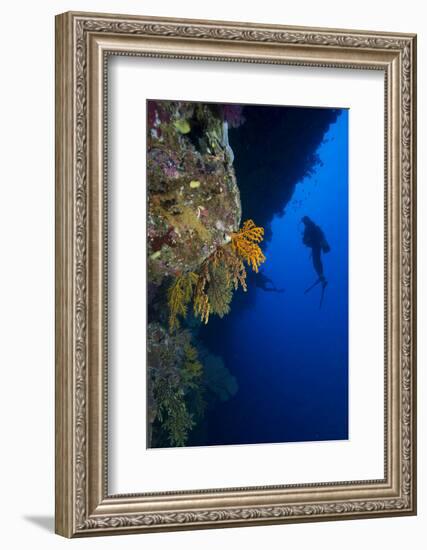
[
  {"x1": 193, "y1": 263, "x2": 211, "y2": 325},
  {"x1": 211, "y1": 244, "x2": 247, "y2": 292},
  {"x1": 231, "y1": 219, "x2": 266, "y2": 272},
  {"x1": 206, "y1": 263, "x2": 233, "y2": 319},
  {"x1": 167, "y1": 220, "x2": 265, "y2": 329},
  {"x1": 168, "y1": 272, "x2": 198, "y2": 331}
]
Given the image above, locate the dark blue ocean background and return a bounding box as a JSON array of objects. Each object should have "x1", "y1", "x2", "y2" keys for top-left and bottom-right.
[{"x1": 194, "y1": 107, "x2": 349, "y2": 446}]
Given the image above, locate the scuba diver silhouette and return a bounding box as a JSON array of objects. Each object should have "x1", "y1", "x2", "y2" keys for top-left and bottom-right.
[
  {"x1": 301, "y1": 215, "x2": 330, "y2": 308},
  {"x1": 255, "y1": 271, "x2": 285, "y2": 293}
]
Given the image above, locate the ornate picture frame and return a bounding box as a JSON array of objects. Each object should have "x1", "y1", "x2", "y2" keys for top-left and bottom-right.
[{"x1": 55, "y1": 11, "x2": 417, "y2": 537}]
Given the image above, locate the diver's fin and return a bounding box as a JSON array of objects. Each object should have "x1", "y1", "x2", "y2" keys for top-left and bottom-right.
[
  {"x1": 319, "y1": 280, "x2": 328, "y2": 308},
  {"x1": 304, "y1": 278, "x2": 321, "y2": 294}
]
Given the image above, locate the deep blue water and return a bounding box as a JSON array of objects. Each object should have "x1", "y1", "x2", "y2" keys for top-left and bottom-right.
[{"x1": 198, "y1": 109, "x2": 349, "y2": 446}]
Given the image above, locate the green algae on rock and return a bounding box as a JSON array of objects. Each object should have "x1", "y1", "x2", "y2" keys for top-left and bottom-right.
[{"x1": 147, "y1": 323, "x2": 204, "y2": 447}]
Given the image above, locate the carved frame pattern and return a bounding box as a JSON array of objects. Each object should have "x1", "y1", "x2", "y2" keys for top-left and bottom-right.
[{"x1": 55, "y1": 11, "x2": 416, "y2": 537}]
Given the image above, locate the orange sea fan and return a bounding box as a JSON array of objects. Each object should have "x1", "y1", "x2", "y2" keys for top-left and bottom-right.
[
  {"x1": 167, "y1": 220, "x2": 265, "y2": 329},
  {"x1": 231, "y1": 219, "x2": 266, "y2": 272}
]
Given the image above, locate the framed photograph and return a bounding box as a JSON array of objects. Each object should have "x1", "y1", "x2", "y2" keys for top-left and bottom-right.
[{"x1": 55, "y1": 11, "x2": 417, "y2": 537}]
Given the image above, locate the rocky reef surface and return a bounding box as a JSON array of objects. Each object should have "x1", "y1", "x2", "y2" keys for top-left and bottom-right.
[{"x1": 147, "y1": 101, "x2": 242, "y2": 286}]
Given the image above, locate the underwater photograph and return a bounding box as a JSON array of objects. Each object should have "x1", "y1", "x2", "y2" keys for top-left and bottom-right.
[{"x1": 146, "y1": 99, "x2": 348, "y2": 449}]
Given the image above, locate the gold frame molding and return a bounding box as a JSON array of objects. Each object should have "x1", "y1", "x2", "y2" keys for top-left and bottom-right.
[{"x1": 55, "y1": 11, "x2": 417, "y2": 537}]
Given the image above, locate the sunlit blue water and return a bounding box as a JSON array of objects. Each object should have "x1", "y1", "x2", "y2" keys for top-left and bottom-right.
[{"x1": 198, "y1": 110, "x2": 348, "y2": 446}]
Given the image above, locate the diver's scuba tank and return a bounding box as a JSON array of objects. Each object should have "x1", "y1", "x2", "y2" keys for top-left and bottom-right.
[
  {"x1": 319, "y1": 229, "x2": 331, "y2": 253},
  {"x1": 321, "y1": 239, "x2": 331, "y2": 254}
]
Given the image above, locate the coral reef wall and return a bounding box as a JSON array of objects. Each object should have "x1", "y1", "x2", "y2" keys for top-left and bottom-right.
[
  {"x1": 147, "y1": 101, "x2": 245, "y2": 447},
  {"x1": 147, "y1": 101, "x2": 241, "y2": 287}
]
